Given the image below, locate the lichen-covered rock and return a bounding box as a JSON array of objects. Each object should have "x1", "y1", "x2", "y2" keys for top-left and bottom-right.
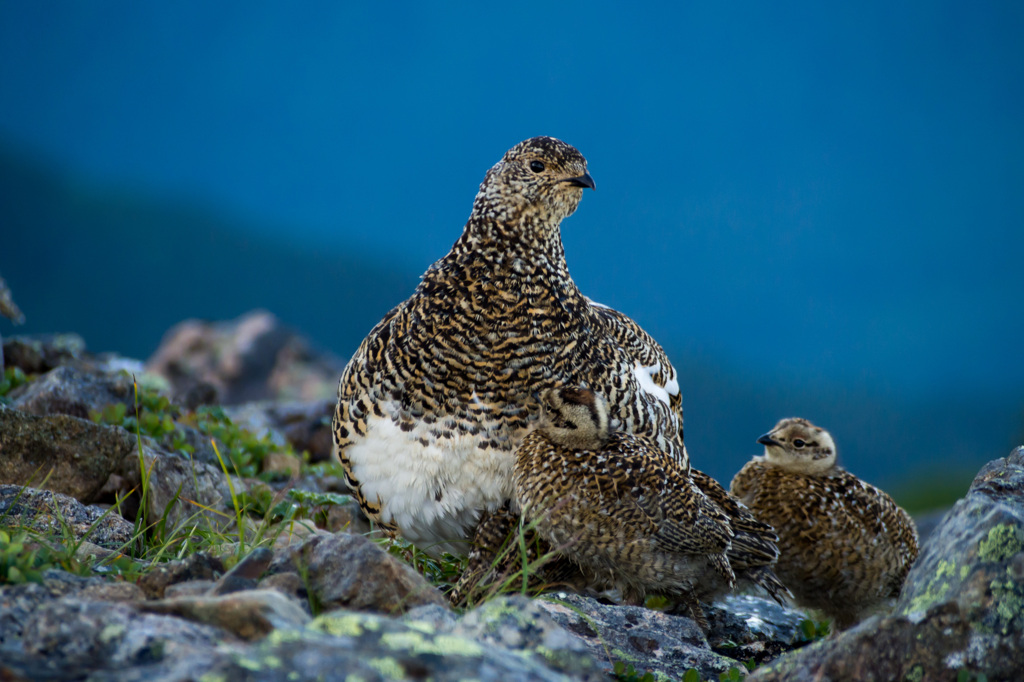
[
  {"x1": 451, "y1": 595, "x2": 604, "y2": 680},
  {"x1": 0, "y1": 406, "x2": 135, "y2": 502},
  {"x1": 750, "y1": 446, "x2": 1024, "y2": 681},
  {"x1": 8, "y1": 365, "x2": 135, "y2": 419},
  {"x1": 0, "y1": 484, "x2": 134, "y2": 550},
  {"x1": 21, "y1": 598, "x2": 228, "y2": 677},
  {"x1": 538, "y1": 592, "x2": 743, "y2": 680},
  {"x1": 240, "y1": 608, "x2": 596, "y2": 682},
  {"x1": 268, "y1": 532, "x2": 448, "y2": 614}
]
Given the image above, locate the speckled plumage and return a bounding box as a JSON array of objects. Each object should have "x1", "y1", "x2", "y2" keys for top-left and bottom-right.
[
  {"x1": 513, "y1": 388, "x2": 784, "y2": 628},
  {"x1": 333, "y1": 137, "x2": 685, "y2": 556},
  {"x1": 730, "y1": 417, "x2": 920, "y2": 629}
]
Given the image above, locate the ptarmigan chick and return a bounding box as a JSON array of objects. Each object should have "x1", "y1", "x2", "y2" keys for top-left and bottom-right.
[
  {"x1": 730, "y1": 417, "x2": 920, "y2": 629},
  {"x1": 514, "y1": 387, "x2": 786, "y2": 628},
  {"x1": 333, "y1": 137, "x2": 686, "y2": 557}
]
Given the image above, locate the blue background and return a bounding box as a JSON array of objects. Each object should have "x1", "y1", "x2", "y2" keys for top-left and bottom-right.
[{"x1": 2, "y1": 2, "x2": 1022, "y2": 497}]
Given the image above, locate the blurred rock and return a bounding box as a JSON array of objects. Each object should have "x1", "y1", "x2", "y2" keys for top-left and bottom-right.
[
  {"x1": 912, "y1": 507, "x2": 951, "y2": 546},
  {"x1": 751, "y1": 446, "x2": 1024, "y2": 681},
  {"x1": 146, "y1": 310, "x2": 344, "y2": 405},
  {"x1": 0, "y1": 407, "x2": 135, "y2": 502},
  {"x1": 78, "y1": 580, "x2": 146, "y2": 603},
  {"x1": 2, "y1": 333, "x2": 85, "y2": 374},
  {"x1": 225, "y1": 398, "x2": 336, "y2": 462},
  {"x1": 0, "y1": 485, "x2": 134, "y2": 550},
  {"x1": 141, "y1": 588, "x2": 310, "y2": 641},
  {"x1": 268, "y1": 532, "x2": 448, "y2": 614},
  {"x1": 0, "y1": 274, "x2": 25, "y2": 326}
]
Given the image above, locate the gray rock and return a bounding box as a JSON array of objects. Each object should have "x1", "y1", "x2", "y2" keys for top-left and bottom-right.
[
  {"x1": 0, "y1": 484, "x2": 135, "y2": 550},
  {"x1": 209, "y1": 546, "x2": 274, "y2": 595},
  {"x1": 751, "y1": 446, "x2": 1024, "y2": 681},
  {"x1": 324, "y1": 495, "x2": 375, "y2": 535},
  {"x1": 116, "y1": 443, "x2": 237, "y2": 535},
  {"x1": 539, "y1": 592, "x2": 743, "y2": 680},
  {"x1": 269, "y1": 532, "x2": 449, "y2": 614},
  {"x1": 714, "y1": 594, "x2": 807, "y2": 646},
  {"x1": 0, "y1": 569, "x2": 101, "y2": 654},
  {"x1": 136, "y1": 552, "x2": 224, "y2": 599},
  {"x1": 0, "y1": 406, "x2": 135, "y2": 502},
  {"x1": 257, "y1": 571, "x2": 308, "y2": 607},
  {"x1": 9, "y1": 364, "x2": 135, "y2": 419}
]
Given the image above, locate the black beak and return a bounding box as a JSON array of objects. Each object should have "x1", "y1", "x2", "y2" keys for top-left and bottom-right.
[
  {"x1": 757, "y1": 433, "x2": 779, "y2": 447},
  {"x1": 566, "y1": 172, "x2": 596, "y2": 190}
]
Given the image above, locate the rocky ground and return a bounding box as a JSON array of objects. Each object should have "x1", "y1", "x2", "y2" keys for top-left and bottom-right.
[{"x1": 1, "y1": 311, "x2": 1021, "y2": 681}]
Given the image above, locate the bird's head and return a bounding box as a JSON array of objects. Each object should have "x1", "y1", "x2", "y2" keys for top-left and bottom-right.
[
  {"x1": 474, "y1": 136, "x2": 594, "y2": 228},
  {"x1": 536, "y1": 386, "x2": 609, "y2": 451},
  {"x1": 756, "y1": 417, "x2": 837, "y2": 474}
]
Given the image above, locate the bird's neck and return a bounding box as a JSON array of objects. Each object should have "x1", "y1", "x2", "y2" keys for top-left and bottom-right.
[{"x1": 448, "y1": 212, "x2": 572, "y2": 284}]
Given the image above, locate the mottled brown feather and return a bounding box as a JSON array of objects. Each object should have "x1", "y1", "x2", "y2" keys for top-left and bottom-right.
[
  {"x1": 513, "y1": 388, "x2": 784, "y2": 628},
  {"x1": 731, "y1": 417, "x2": 920, "y2": 628}
]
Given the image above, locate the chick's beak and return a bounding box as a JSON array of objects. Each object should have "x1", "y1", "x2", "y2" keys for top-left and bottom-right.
[
  {"x1": 757, "y1": 433, "x2": 779, "y2": 447},
  {"x1": 566, "y1": 172, "x2": 596, "y2": 190}
]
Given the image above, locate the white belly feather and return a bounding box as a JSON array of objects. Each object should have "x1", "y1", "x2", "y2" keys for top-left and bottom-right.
[{"x1": 346, "y1": 402, "x2": 517, "y2": 556}]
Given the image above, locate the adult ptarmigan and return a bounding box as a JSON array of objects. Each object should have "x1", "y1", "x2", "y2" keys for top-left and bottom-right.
[
  {"x1": 730, "y1": 417, "x2": 920, "y2": 629},
  {"x1": 333, "y1": 136, "x2": 685, "y2": 556}
]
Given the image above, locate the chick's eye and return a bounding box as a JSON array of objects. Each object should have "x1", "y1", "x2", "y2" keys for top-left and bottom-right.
[
  {"x1": 793, "y1": 439, "x2": 806, "y2": 448},
  {"x1": 529, "y1": 160, "x2": 545, "y2": 173}
]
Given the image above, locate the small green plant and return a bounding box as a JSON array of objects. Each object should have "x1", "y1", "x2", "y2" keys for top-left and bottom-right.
[
  {"x1": 797, "y1": 617, "x2": 831, "y2": 642},
  {"x1": 0, "y1": 529, "x2": 54, "y2": 584},
  {"x1": 719, "y1": 667, "x2": 745, "y2": 682},
  {"x1": 384, "y1": 537, "x2": 467, "y2": 588},
  {"x1": 613, "y1": 661, "x2": 655, "y2": 682},
  {"x1": 185, "y1": 406, "x2": 281, "y2": 478},
  {"x1": 0, "y1": 366, "x2": 29, "y2": 401},
  {"x1": 92, "y1": 381, "x2": 294, "y2": 480},
  {"x1": 90, "y1": 384, "x2": 178, "y2": 440},
  {"x1": 681, "y1": 668, "x2": 702, "y2": 682}
]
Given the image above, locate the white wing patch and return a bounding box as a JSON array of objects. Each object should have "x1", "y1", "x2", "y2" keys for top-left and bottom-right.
[{"x1": 633, "y1": 360, "x2": 673, "y2": 406}]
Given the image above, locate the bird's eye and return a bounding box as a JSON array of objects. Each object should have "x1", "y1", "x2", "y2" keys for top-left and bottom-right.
[
  {"x1": 529, "y1": 160, "x2": 545, "y2": 173},
  {"x1": 793, "y1": 439, "x2": 806, "y2": 448}
]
